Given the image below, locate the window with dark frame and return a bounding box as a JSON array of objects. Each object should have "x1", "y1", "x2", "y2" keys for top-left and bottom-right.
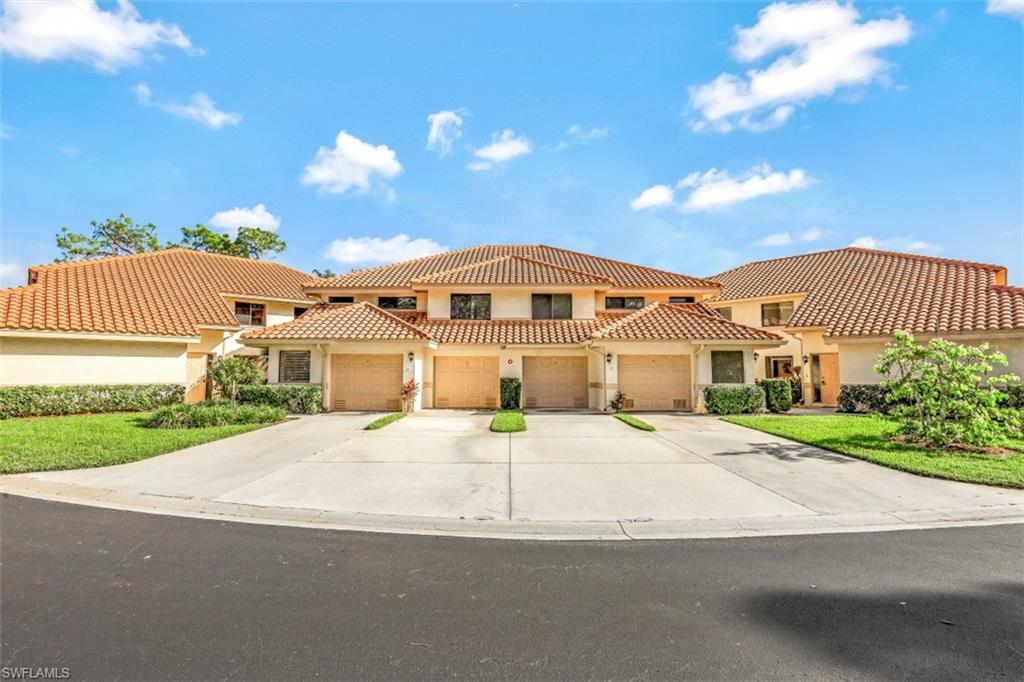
[
  {"x1": 328, "y1": 296, "x2": 354, "y2": 304},
  {"x1": 717, "y1": 307, "x2": 733, "y2": 321},
  {"x1": 278, "y1": 350, "x2": 311, "y2": 383},
  {"x1": 293, "y1": 306, "x2": 309, "y2": 317},
  {"x1": 711, "y1": 350, "x2": 745, "y2": 384},
  {"x1": 668, "y1": 296, "x2": 696, "y2": 304},
  {"x1": 605, "y1": 296, "x2": 645, "y2": 310},
  {"x1": 531, "y1": 293, "x2": 572, "y2": 320},
  {"x1": 450, "y1": 294, "x2": 491, "y2": 320},
  {"x1": 761, "y1": 301, "x2": 795, "y2": 326},
  {"x1": 234, "y1": 301, "x2": 266, "y2": 326},
  {"x1": 378, "y1": 296, "x2": 418, "y2": 310}
]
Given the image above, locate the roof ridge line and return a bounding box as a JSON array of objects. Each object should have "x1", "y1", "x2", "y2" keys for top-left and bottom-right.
[
  {"x1": 409, "y1": 254, "x2": 515, "y2": 283},
  {"x1": 28, "y1": 247, "x2": 307, "y2": 274},
  {"x1": 360, "y1": 301, "x2": 434, "y2": 339},
  {"x1": 506, "y1": 253, "x2": 614, "y2": 282},
  {"x1": 591, "y1": 301, "x2": 661, "y2": 338},
  {"x1": 304, "y1": 244, "x2": 485, "y2": 286},
  {"x1": 533, "y1": 244, "x2": 722, "y2": 288},
  {"x1": 712, "y1": 246, "x2": 1005, "y2": 278}
]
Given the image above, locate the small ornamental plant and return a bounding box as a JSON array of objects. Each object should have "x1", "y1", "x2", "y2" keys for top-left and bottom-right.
[
  {"x1": 608, "y1": 391, "x2": 628, "y2": 413},
  {"x1": 208, "y1": 357, "x2": 264, "y2": 409},
  {"x1": 400, "y1": 379, "x2": 420, "y2": 413},
  {"x1": 874, "y1": 331, "x2": 1021, "y2": 449}
]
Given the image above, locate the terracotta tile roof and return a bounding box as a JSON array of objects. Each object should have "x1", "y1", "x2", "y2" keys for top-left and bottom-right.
[
  {"x1": 711, "y1": 247, "x2": 1024, "y2": 337},
  {"x1": 304, "y1": 244, "x2": 720, "y2": 290},
  {"x1": 243, "y1": 302, "x2": 431, "y2": 341},
  {"x1": 592, "y1": 303, "x2": 783, "y2": 342},
  {"x1": 410, "y1": 254, "x2": 613, "y2": 286},
  {"x1": 243, "y1": 303, "x2": 778, "y2": 346},
  {"x1": 0, "y1": 249, "x2": 312, "y2": 337}
]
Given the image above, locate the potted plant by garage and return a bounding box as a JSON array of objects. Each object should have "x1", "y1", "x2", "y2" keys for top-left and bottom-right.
[{"x1": 400, "y1": 379, "x2": 420, "y2": 413}]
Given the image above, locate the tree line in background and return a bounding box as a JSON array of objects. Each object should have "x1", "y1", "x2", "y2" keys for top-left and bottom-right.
[{"x1": 55, "y1": 214, "x2": 287, "y2": 261}]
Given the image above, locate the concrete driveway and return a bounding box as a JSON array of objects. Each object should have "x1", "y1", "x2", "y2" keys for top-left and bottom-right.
[{"x1": 11, "y1": 410, "x2": 1020, "y2": 537}]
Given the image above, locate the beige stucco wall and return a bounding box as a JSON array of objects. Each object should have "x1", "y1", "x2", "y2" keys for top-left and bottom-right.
[
  {"x1": 838, "y1": 334, "x2": 1024, "y2": 385},
  {"x1": 594, "y1": 290, "x2": 713, "y2": 311},
  {"x1": 0, "y1": 336, "x2": 188, "y2": 386},
  {"x1": 425, "y1": 288, "x2": 597, "y2": 320}
]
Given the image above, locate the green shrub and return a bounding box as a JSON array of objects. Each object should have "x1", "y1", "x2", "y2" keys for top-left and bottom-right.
[
  {"x1": 208, "y1": 357, "x2": 264, "y2": 407},
  {"x1": 874, "y1": 331, "x2": 1021, "y2": 448},
  {"x1": 0, "y1": 384, "x2": 184, "y2": 419},
  {"x1": 703, "y1": 385, "x2": 765, "y2": 415},
  {"x1": 500, "y1": 377, "x2": 522, "y2": 410},
  {"x1": 760, "y1": 379, "x2": 793, "y2": 413},
  {"x1": 1002, "y1": 384, "x2": 1024, "y2": 409},
  {"x1": 145, "y1": 402, "x2": 285, "y2": 429},
  {"x1": 237, "y1": 384, "x2": 323, "y2": 414},
  {"x1": 837, "y1": 384, "x2": 893, "y2": 413}
]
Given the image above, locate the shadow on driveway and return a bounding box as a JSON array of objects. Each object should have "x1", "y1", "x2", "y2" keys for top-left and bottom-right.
[{"x1": 716, "y1": 441, "x2": 854, "y2": 464}]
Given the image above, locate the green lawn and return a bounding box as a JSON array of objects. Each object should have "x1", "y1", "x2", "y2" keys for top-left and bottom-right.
[
  {"x1": 722, "y1": 414, "x2": 1024, "y2": 488},
  {"x1": 0, "y1": 412, "x2": 269, "y2": 475},
  {"x1": 614, "y1": 413, "x2": 656, "y2": 431},
  {"x1": 490, "y1": 410, "x2": 526, "y2": 432},
  {"x1": 364, "y1": 412, "x2": 405, "y2": 430}
]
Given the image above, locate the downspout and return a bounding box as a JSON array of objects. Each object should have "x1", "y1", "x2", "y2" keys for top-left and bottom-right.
[{"x1": 694, "y1": 344, "x2": 705, "y2": 412}]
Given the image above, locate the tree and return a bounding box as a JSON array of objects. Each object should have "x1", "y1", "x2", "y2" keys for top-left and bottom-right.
[
  {"x1": 56, "y1": 214, "x2": 160, "y2": 261},
  {"x1": 874, "y1": 331, "x2": 1021, "y2": 448},
  {"x1": 312, "y1": 268, "x2": 337, "y2": 278},
  {"x1": 208, "y1": 357, "x2": 265, "y2": 408},
  {"x1": 177, "y1": 224, "x2": 286, "y2": 259}
]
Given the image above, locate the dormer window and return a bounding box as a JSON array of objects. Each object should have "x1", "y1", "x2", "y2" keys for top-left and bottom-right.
[
  {"x1": 605, "y1": 296, "x2": 644, "y2": 310},
  {"x1": 234, "y1": 302, "x2": 265, "y2": 326},
  {"x1": 378, "y1": 296, "x2": 417, "y2": 310},
  {"x1": 532, "y1": 294, "x2": 572, "y2": 320},
  {"x1": 451, "y1": 294, "x2": 491, "y2": 320}
]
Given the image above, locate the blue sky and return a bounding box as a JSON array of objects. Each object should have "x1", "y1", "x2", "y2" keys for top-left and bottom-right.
[{"x1": 2, "y1": 1, "x2": 1022, "y2": 286}]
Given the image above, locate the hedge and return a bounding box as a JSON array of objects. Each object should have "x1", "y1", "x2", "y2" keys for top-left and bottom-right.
[
  {"x1": 500, "y1": 377, "x2": 522, "y2": 410},
  {"x1": 760, "y1": 379, "x2": 793, "y2": 413},
  {"x1": 1001, "y1": 384, "x2": 1024, "y2": 409},
  {"x1": 146, "y1": 402, "x2": 285, "y2": 429},
  {"x1": 703, "y1": 385, "x2": 765, "y2": 415},
  {"x1": 236, "y1": 384, "x2": 323, "y2": 414},
  {"x1": 837, "y1": 384, "x2": 892, "y2": 413},
  {"x1": 0, "y1": 384, "x2": 184, "y2": 419}
]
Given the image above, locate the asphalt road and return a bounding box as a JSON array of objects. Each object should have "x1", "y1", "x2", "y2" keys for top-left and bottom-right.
[{"x1": 1, "y1": 495, "x2": 1022, "y2": 681}]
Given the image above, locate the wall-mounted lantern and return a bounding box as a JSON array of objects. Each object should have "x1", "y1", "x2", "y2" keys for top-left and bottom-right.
[
  {"x1": 407, "y1": 352, "x2": 415, "y2": 362},
  {"x1": 802, "y1": 354, "x2": 809, "y2": 364},
  {"x1": 606, "y1": 353, "x2": 613, "y2": 365},
  {"x1": 753, "y1": 352, "x2": 760, "y2": 361}
]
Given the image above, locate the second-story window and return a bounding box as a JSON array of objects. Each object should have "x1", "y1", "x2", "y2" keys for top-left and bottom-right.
[
  {"x1": 532, "y1": 294, "x2": 572, "y2": 320},
  {"x1": 378, "y1": 296, "x2": 417, "y2": 309},
  {"x1": 761, "y1": 301, "x2": 795, "y2": 326},
  {"x1": 716, "y1": 307, "x2": 732, "y2": 321},
  {"x1": 605, "y1": 296, "x2": 645, "y2": 310},
  {"x1": 668, "y1": 296, "x2": 695, "y2": 304},
  {"x1": 451, "y1": 294, "x2": 491, "y2": 320},
  {"x1": 234, "y1": 302, "x2": 265, "y2": 326},
  {"x1": 328, "y1": 296, "x2": 354, "y2": 304}
]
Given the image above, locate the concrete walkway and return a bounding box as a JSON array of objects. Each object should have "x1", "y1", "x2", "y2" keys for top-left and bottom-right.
[{"x1": 3, "y1": 411, "x2": 1020, "y2": 540}]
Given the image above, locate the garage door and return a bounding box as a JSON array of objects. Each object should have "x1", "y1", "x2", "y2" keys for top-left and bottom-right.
[
  {"x1": 523, "y1": 356, "x2": 588, "y2": 408},
  {"x1": 331, "y1": 354, "x2": 403, "y2": 411},
  {"x1": 434, "y1": 357, "x2": 498, "y2": 408},
  {"x1": 618, "y1": 354, "x2": 692, "y2": 411}
]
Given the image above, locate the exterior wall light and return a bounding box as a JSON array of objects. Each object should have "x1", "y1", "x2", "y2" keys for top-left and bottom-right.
[
  {"x1": 606, "y1": 353, "x2": 613, "y2": 364},
  {"x1": 753, "y1": 352, "x2": 760, "y2": 361},
  {"x1": 408, "y1": 352, "x2": 415, "y2": 362}
]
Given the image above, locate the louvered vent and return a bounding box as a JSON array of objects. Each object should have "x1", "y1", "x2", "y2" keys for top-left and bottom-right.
[
  {"x1": 484, "y1": 397, "x2": 498, "y2": 408},
  {"x1": 385, "y1": 398, "x2": 401, "y2": 411},
  {"x1": 673, "y1": 398, "x2": 688, "y2": 410},
  {"x1": 624, "y1": 398, "x2": 635, "y2": 409},
  {"x1": 334, "y1": 399, "x2": 347, "y2": 411},
  {"x1": 524, "y1": 397, "x2": 538, "y2": 408}
]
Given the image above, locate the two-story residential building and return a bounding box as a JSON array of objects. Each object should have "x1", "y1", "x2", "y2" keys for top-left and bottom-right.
[
  {"x1": 0, "y1": 249, "x2": 314, "y2": 400},
  {"x1": 241, "y1": 244, "x2": 784, "y2": 412},
  {"x1": 708, "y1": 247, "x2": 1024, "y2": 405}
]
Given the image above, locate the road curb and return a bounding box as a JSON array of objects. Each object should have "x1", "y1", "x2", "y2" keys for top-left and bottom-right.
[{"x1": 2, "y1": 476, "x2": 1021, "y2": 541}]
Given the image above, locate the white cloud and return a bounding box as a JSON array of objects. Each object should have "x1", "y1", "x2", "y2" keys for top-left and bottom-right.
[
  {"x1": 687, "y1": 1, "x2": 912, "y2": 132},
  {"x1": 300, "y1": 130, "x2": 403, "y2": 197},
  {"x1": 58, "y1": 145, "x2": 80, "y2": 156},
  {"x1": 552, "y1": 124, "x2": 610, "y2": 150},
  {"x1": 426, "y1": 109, "x2": 466, "y2": 157},
  {"x1": 987, "y1": 0, "x2": 1024, "y2": 18},
  {"x1": 850, "y1": 236, "x2": 939, "y2": 253},
  {"x1": 468, "y1": 129, "x2": 532, "y2": 171},
  {"x1": 754, "y1": 225, "x2": 824, "y2": 247},
  {"x1": 135, "y1": 83, "x2": 241, "y2": 129},
  {"x1": 325, "y1": 234, "x2": 448, "y2": 265},
  {"x1": 208, "y1": 204, "x2": 281, "y2": 234},
  {"x1": 630, "y1": 184, "x2": 675, "y2": 211},
  {"x1": 800, "y1": 226, "x2": 824, "y2": 241},
  {"x1": 678, "y1": 164, "x2": 811, "y2": 212},
  {"x1": 0, "y1": 0, "x2": 198, "y2": 74},
  {"x1": 755, "y1": 232, "x2": 794, "y2": 247},
  {"x1": 0, "y1": 261, "x2": 22, "y2": 287},
  {"x1": 1, "y1": 123, "x2": 13, "y2": 140}
]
